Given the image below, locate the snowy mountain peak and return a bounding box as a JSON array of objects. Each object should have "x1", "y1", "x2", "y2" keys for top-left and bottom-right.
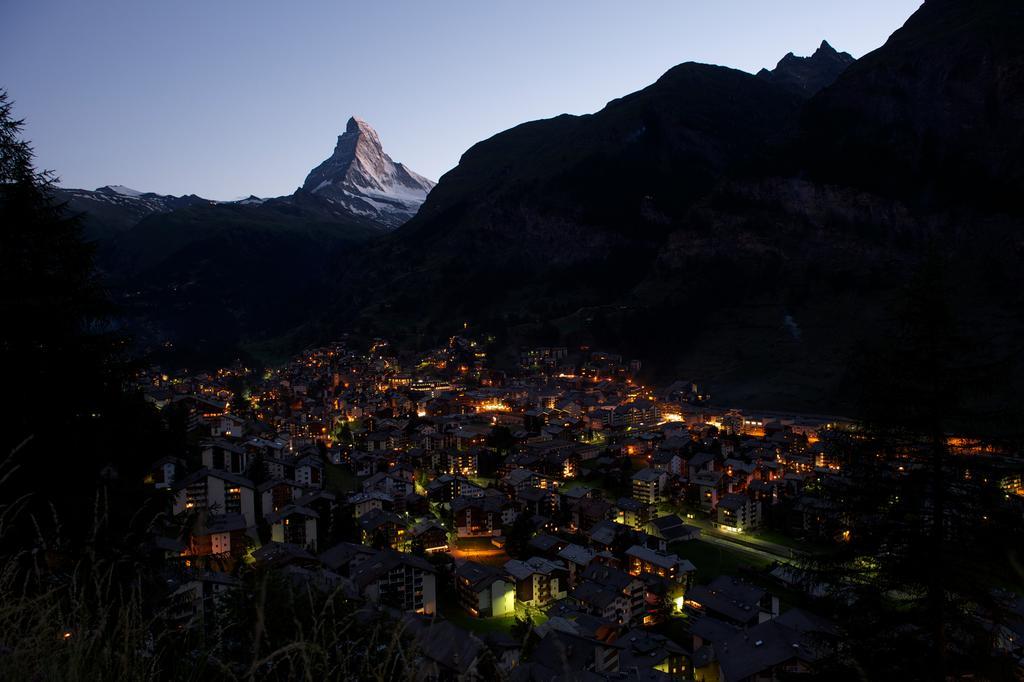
[
  {"x1": 302, "y1": 116, "x2": 435, "y2": 229},
  {"x1": 346, "y1": 115, "x2": 375, "y2": 135}
]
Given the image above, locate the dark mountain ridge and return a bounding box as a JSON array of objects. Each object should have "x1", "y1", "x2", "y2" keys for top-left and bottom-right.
[
  {"x1": 298, "y1": 0, "x2": 1024, "y2": 412},
  {"x1": 757, "y1": 40, "x2": 855, "y2": 96},
  {"x1": 318, "y1": 62, "x2": 807, "y2": 339},
  {"x1": 799, "y1": 0, "x2": 1024, "y2": 212}
]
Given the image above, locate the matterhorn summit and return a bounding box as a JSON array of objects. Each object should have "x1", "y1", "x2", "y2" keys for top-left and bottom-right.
[{"x1": 302, "y1": 116, "x2": 435, "y2": 228}]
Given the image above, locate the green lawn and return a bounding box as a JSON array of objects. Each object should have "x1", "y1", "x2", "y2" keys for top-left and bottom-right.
[
  {"x1": 750, "y1": 528, "x2": 831, "y2": 554},
  {"x1": 445, "y1": 612, "x2": 518, "y2": 635},
  {"x1": 561, "y1": 476, "x2": 603, "y2": 492},
  {"x1": 325, "y1": 463, "x2": 361, "y2": 495},
  {"x1": 666, "y1": 540, "x2": 819, "y2": 613},
  {"x1": 671, "y1": 540, "x2": 773, "y2": 584},
  {"x1": 567, "y1": 474, "x2": 630, "y2": 501}
]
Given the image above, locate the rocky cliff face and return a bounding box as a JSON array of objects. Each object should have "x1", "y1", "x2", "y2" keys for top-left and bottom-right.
[{"x1": 302, "y1": 117, "x2": 435, "y2": 228}]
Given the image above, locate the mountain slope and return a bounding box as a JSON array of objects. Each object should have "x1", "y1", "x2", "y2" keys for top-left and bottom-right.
[
  {"x1": 301, "y1": 0, "x2": 1024, "y2": 413},
  {"x1": 636, "y1": 0, "x2": 1024, "y2": 409},
  {"x1": 302, "y1": 117, "x2": 435, "y2": 227},
  {"x1": 315, "y1": 63, "x2": 804, "y2": 342},
  {"x1": 107, "y1": 191, "x2": 379, "y2": 273},
  {"x1": 798, "y1": 0, "x2": 1024, "y2": 210},
  {"x1": 102, "y1": 192, "x2": 382, "y2": 364}
]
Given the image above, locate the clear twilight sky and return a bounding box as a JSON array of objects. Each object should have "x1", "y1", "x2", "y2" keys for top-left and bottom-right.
[{"x1": 1, "y1": 0, "x2": 922, "y2": 200}]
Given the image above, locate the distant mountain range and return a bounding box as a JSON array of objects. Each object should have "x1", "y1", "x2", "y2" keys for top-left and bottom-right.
[
  {"x1": 59, "y1": 117, "x2": 432, "y2": 239},
  {"x1": 65, "y1": 0, "x2": 1024, "y2": 412},
  {"x1": 57, "y1": 120, "x2": 434, "y2": 363},
  {"x1": 55, "y1": 185, "x2": 213, "y2": 241}
]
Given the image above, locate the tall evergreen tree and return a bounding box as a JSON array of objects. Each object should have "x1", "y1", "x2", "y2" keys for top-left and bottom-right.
[
  {"x1": 1, "y1": 89, "x2": 112, "y2": 435},
  {"x1": 805, "y1": 257, "x2": 1024, "y2": 680},
  {"x1": 0, "y1": 90, "x2": 160, "y2": 554}
]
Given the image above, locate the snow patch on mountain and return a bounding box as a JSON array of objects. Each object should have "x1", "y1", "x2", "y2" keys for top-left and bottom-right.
[
  {"x1": 101, "y1": 184, "x2": 145, "y2": 197},
  {"x1": 60, "y1": 185, "x2": 215, "y2": 218},
  {"x1": 223, "y1": 195, "x2": 266, "y2": 205}
]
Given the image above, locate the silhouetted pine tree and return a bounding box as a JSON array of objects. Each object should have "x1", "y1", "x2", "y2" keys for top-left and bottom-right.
[
  {"x1": 805, "y1": 256, "x2": 1024, "y2": 680},
  {"x1": 0, "y1": 90, "x2": 162, "y2": 556}
]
